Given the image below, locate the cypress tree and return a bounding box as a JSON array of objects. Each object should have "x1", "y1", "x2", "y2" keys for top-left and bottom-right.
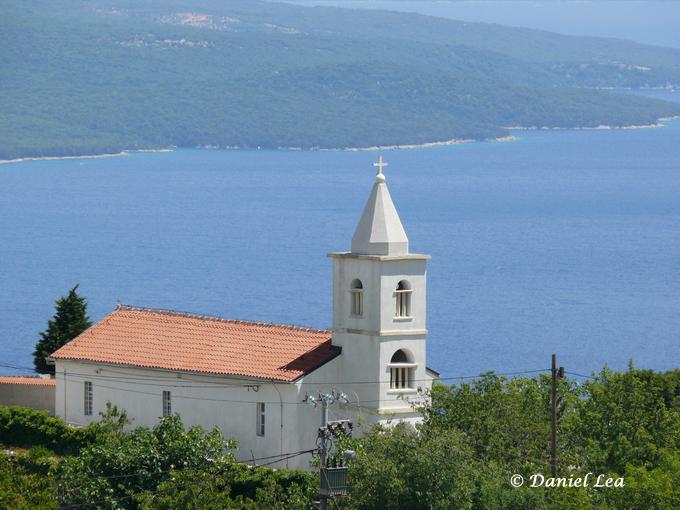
[{"x1": 33, "y1": 285, "x2": 92, "y2": 374}]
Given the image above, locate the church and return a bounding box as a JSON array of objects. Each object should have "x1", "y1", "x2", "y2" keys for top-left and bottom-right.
[{"x1": 49, "y1": 157, "x2": 438, "y2": 469}]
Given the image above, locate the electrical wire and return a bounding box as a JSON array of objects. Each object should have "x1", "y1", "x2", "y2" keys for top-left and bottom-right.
[
  {"x1": 0, "y1": 360, "x2": 551, "y2": 387},
  {"x1": 564, "y1": 370, "x2": 598, "y2": 380}
]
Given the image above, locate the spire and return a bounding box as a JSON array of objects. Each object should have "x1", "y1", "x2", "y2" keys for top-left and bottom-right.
[{"x1": 351, "y1": 156, "x2": 409, "y2": 256}]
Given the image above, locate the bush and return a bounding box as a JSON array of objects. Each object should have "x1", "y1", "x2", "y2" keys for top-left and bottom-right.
[
  {"x1": 54, "y1": 413, "x2": 238, "y2": 509},
  {"x1": 0, "y1": 405, "x2": 96, "y2": 455},
  {"x1": 0, "y1": 452, "x2": 58, "y2": 509}
]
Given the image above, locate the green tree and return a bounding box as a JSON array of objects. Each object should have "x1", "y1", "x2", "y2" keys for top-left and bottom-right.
[
  {"x1": 567, "y1": 366, "x2": 680, "y2": 474},
  {"x1": 33, "y1": 284, "x2": 91, "y2": 374},
  {"x1": 424, "y1": 373, "x2": 582, "y2": 472},
  {"x1": 55, "y1": 411, "x2": 237, "y2": 509},
  {"x1": 343, "y1": 369, "x2": 680, "y2": 509},
  {"x1": 136, "y1": 463, "x2": 317, "y2": 510},
  {"x1": 343, "y1": 422, "x2": 592, "y2": 510}
]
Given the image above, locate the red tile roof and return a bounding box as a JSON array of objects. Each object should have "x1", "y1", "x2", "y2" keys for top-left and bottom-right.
[
  {"x1": 0, "y1": 376, "x2": 55, "y2": 386},
  {"x1": 50, "y1": 305, "x2": 339, "y2": 382}
]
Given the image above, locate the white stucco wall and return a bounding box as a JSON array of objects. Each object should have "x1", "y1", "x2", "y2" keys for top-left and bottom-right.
[
  {"x1": 55, "y1": 360, "x2": 316, "y2": 468},
  {"x1": 329, "y1": 252, "x2": 432, "y2": 415},
  {"x1": 54, "y1": 356, "x2": 430, "y2": 470}
]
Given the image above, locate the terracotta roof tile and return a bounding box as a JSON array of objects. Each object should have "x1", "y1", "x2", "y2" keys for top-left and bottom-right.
[
  {"x1": 0, "y1": 376, "x2": 55, "y2": 386},
  {"x1": 50, "y1": 305, "x2": 339, "y2": 382}
]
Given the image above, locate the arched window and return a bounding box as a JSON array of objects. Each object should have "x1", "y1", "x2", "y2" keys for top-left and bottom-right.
[
  {"x1": 350, "y1": 279, "x2": 363, "y2": 316},
  {"x1": 395, "y1": 280, "x2": 412, "y2": 318},
  {"x1": 389, "y1": 349, "x2": 416, "y2": 390}
]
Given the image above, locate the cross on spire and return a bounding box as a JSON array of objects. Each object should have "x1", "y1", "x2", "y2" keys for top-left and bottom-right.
[{"x1": 373, "y1": 155, "x2": 388, "y2": 176}]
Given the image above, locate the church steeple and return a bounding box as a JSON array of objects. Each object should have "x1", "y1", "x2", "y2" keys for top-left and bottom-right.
[
  {"x1": 328, "y1": 156, "x2": 431, "y2": 417},
  {"x1": 351, "y1": 156, "x2": 409, "y2": 256}
]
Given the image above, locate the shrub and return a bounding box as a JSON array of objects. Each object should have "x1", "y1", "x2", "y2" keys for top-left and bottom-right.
[
  {"x1": 0, "y1": 451, "x2": 58, "y2": 509},
  {"x1": 0, "y1": 405, "x2": 96, "y2": 454}
]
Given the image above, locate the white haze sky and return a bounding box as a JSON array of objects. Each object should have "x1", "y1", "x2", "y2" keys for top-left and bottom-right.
[{"x1": 285, "y1": 1, "x2": 680, "y2": 49}]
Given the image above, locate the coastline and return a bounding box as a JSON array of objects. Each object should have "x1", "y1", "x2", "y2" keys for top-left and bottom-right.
[
  {"x1": 506, "y1": 117, "x2": 680, "y2": 132},
  {"x1": 1, "y1": 116, "x2": 677, "y2": 164},
  {"x1": 0, "y1": 137, "x2": 517, "y2": 164},
  {"x1": 319, "y1": 135, "x2": 518, "y2": 152},
  {"x1": 0, "y1": 148, "x2": 173, "y2": 166}
]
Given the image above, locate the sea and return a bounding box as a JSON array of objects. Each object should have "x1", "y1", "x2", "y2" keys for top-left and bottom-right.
[{"x1": 1, "y1": 90, "x2": 679, "y2": 380}]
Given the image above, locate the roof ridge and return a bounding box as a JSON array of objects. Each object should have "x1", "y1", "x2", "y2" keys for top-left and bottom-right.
[{"x1": 116, "y1": 304, "x2": 331, "y2": 334}]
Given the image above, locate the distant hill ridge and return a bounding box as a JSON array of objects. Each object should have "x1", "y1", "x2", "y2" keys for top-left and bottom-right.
[{"x1": 1, "y1": 0, "x2": 679, "y2": 159}]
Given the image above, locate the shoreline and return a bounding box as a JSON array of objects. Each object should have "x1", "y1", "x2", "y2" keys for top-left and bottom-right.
[
  {"x1": 318, "y1": 135, "x2": 518, "y2": 152},
  {"x1": 1, "y1": 116, "x2": 677, "y2": 164},
  {"x1": 0, "y1": 148, "x2": 173, "y2": 166},
  {"x1": 506, "y1": 117, "x2": 680, "y2": 132},
  {"x1": 0, "y1": 137, "x2": 516, "y2": 164}
]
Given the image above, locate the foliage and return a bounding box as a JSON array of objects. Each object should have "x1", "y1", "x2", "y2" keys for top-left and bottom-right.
[
  {"x1": 424, "y1": 372, "x2": 582, "y2": 471},
  {"x1": 567, "y1": 366, "x2": 680, "y2": 474},
  {"x1": 343, "y1": 422, "x2": 594, "y2": 510},
  {"x1": 136, "y1": 463, "x2": 317, "y2": 510},
  {"x1": 2, "y1": 1, "x2": 680, "y2": 160},
  {"x1": 0, "y1": 405, "x2": 315, "y2": 509},
  {"x1": 0, "y1": 451, "x2": 58, "y2": 509},
  {"x1": 54, "y1": 410, "x2": 236, "y2": 509},
  {"x1": 0, "y1": 405, "x2": 97, "y2": 455},
  {"x1": 343, "y1": 367, "x2": 680, "y2": 509},
  {"x1": 33, "y1": 284, "x2": 91, "y2": 374},
  {"x1": 3, "y1": 366, "x2": 680, "y2": 508}
]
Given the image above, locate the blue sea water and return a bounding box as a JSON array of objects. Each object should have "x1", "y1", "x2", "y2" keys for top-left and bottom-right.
[{"x1": 1, "y1": 91, "x2": 679, "y2": 379}]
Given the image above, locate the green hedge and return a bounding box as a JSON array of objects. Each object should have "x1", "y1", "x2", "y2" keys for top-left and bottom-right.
[{"x1": 0, "y1": 406, "x2": 96, "y2": 455}]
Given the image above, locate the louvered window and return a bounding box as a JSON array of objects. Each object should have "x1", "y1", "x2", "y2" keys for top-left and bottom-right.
[
  {"x1": 395, "y1": 280, "x2": 412, "y2": 318},
  {"x1": 84, "y1": 381, "x2": 93, "y2": 416},
  {"x1": 350, "y1": 279, "x2": 363, "y2": 316},
  {"x1": 388, "y1": 350, "x2": 416, "y2": 390}
]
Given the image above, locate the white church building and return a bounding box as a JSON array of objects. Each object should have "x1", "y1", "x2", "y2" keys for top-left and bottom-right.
[{"x1": 50, "y1": 158, "x2": 438, "y2": 469}]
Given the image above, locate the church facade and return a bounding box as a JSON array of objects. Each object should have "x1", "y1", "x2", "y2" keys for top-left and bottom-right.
[{"x1": 50, "y1": 159, "x2": 437, "y2": 469}]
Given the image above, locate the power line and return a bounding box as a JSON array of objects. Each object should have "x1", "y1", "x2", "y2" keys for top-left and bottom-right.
[
  {"x1": 1, "y1": 360, "x2": 551, "y2": 387},
  {"x1": 63, "y1": 448, "x2": 317, "y2": 490},
  {"x1": 60, "y1": 447, "x2": 318, "y2": 509},
  {"x1": 564, "y1": 370, "x2": 597, "y2": 380},
  {"x1": 62, "y1": 493, "x2": 136, "y2": 509},
  {"x1": 257, "y1": 449, "x2": 315, "y2": 467},
  {"x1": 59, "y1": 376, "x2": 306, "y2": 406},
  {"x1": 62, "y1": 374, "x2": 432, "y2": 407},
  {"x1": 61, "y1": 371, "x2": 250, "y2": 389}
]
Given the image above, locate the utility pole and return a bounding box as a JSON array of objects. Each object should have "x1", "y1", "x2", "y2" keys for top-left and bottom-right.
[
  {"x1": 320, "y1": 394, "x2": 330, "y2": 510},
  {"x1": 551, "y1": 353, "x2": 564, "y2": 478},
  {"x1": 304, "y1": 391, "x2": 352, "y2": 510}
]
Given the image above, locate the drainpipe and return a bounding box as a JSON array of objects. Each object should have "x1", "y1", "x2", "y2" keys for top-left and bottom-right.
[
  {"x1": 271, "y1": 381, "x2": 285, "y2": 467},
  {"x1": 63, "y1": 367, "x2": 67, "y2": 419}
]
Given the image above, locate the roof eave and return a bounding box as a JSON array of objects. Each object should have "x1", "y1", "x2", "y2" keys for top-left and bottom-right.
[
  {"x1": 51, "y1": 352, "x2": 342, "y2": 384},
  {"x1": 289, "y1": 346, "x2": 342, "y2": 383}
]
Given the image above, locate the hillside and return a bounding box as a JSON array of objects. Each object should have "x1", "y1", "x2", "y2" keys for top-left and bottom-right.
[{"x1": 1, "y1": 0, "x2": 680, "y2": 160}]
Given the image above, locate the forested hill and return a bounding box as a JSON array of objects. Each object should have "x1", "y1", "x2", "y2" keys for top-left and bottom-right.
[{"x1": 2, "y1": 0, "x2": 680, "y2": 160}]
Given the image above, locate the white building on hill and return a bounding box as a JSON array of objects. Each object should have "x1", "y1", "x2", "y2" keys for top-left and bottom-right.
[{"x1": 49, "y1": 158, "x2": 438, "y2": 468}]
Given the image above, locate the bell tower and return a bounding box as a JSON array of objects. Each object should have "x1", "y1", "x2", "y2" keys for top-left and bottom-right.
[{"x1": 328, "y1": 157, "x2": 431, "y2": 415}]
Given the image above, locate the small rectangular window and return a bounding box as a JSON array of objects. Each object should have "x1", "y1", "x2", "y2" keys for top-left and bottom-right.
[
  {"x1": 84, "y1": 381, "x2": 93, "y2": 416},
  {"x1": 256, "y1": 402, "x2": 265, "y2": 436},
  {"x1": 162, "y1": 390, "x2": 172, "y2": 417}
]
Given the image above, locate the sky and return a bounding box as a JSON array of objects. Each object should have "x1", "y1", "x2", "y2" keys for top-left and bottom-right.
[{"x1": 285, "y1": 1, "x2": 680, "y2": 49}]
